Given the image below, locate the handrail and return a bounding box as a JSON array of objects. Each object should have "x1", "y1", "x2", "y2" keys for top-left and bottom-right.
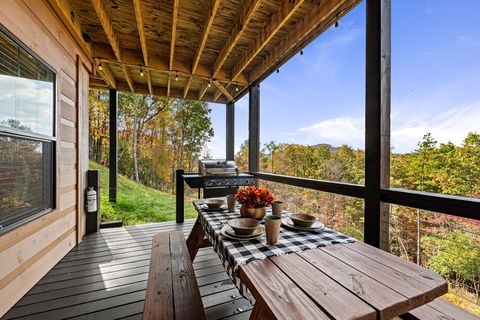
[
  {"x1": 252, "y1": 172, "x2": 365, "y2": 198},
  {"x1": 253, "y1": 172, "x2": 480, "y2": 221},
  {"x1": 380, "y1": 188, "x2": 480, "y2": 221}
]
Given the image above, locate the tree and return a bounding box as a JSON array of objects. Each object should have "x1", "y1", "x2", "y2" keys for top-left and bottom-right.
[
  {"x1": 119, "y1": 93, "x2": 171, "y2": 181},
  {"x1": 88, "y1": 90, "x2": 109, "y2": 164},
  {"x1": 169, "y1": 100, "x2": 214, "y2": 172},
  {"x1": 263, "y1": 141, "x2": 279, "y2": 172}
]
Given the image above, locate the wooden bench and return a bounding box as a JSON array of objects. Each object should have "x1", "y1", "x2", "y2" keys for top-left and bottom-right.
[
  {"x1": 400, "y1": 298, "x2": 480, "y2": 320},
  {"x1": 143, "y1": 231, "x2": 207, "y2": 320}
]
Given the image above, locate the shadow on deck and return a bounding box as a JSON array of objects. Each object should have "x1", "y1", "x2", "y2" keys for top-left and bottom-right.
[{"x1": 3, "y1": 220, "x2": 253, "y2": 320}]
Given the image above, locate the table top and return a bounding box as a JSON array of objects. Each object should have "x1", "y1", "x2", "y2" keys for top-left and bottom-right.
[
  {"x1": 239, "y1": 241, "x2": 448, "y2": 320},
  {"x1": 192, "y1": 199, "x2": 355, "y2": 297}
]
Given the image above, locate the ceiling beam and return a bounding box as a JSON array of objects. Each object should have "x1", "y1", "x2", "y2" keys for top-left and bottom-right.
[
  {"x1": 192, "y1": 0, "x2": 221, "y2": 74},
  {"x1": 249, "y1": 0, "x2": 359, "y2": 83},
  {"x1": 114, "y1": 81, "x2": 229, "y2": 103},
  {"x1": 147, "y1": 70, "x2": 153, "y2": 94},
  {"x1": 183, "y1": 77, "x2": 193, "y2": 99},
  {"x1": 91, "y1": 0, "x2": 122, "y2": 61},
  {"x1": 45, "y1": 0, "x2": 93, "y2": 64},
  {"x1": 231, "y1": 0, "x2": 305, "y2": 81},
  {"x1": 212, "y1": 0, "x2": 262, "y2": 78},
  {"x1": 170, "y1": 0, "x2": 179, "y2": 70},
  {"x1": 199, "y1": 81, "x2": 209, "y2": 100},
  {"x1": 95, "y1": 44, "x2": 248, "y2": 84},
  {"x1": 95, "y1": 59, "x2": 116, "y2": 89},
  {"x1": 213, "y1": 89, "x2": 223, "y2": 102},
  {"x1": 122, "y1": 65, "x2": 135, "y2": 92},
  {"x1": 213, "y1": 80, "x2": 234, "y2": 102},
  {"x1": 133, "y1": 0, "x2": 149, "y2": 66}
]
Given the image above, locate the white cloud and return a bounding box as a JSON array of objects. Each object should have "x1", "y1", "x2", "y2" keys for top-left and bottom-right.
[
  {"x1": 391, "y1": 102, "x2": 480, "y2": 153},
  {"x1": 299, "y1": 117, "x2": 364, "y2": 147},
  {"x1": 294, "y1": 101, "x2": 480, "y2": 153}
]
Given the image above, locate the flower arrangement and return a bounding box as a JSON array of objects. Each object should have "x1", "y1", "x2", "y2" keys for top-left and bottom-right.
[{"x1": 235, "y1": 186, "x2": 274, "y2": 208}]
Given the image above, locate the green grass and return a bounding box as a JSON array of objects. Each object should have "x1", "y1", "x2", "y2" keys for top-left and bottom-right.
[{"x1": 89, "y1": 161, "x2": 197, "y2": 225}]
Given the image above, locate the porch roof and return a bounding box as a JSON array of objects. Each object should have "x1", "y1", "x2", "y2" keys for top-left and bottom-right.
[{"x1": 48, "y1": 0, "x2": 361, "y2": 103}]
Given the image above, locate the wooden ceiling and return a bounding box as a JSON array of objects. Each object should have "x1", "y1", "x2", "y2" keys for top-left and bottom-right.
[{"x1": 47, "y1": 0, "x2": 361, "y2": 103}]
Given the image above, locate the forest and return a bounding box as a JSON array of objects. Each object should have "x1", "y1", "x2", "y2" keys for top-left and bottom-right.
[{"x1": 89, "y1": 89, "x2": 479, "y2": 314}]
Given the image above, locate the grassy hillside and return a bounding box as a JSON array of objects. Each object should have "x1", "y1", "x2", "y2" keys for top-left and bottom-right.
[{"x1": 89, "y1": 161, "x2": 197, "y2": 225}]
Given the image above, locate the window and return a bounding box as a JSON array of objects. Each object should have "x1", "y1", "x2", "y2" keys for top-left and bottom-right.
[{"x1": 0, "y1": 26, "x2": 56, "y2": 232}]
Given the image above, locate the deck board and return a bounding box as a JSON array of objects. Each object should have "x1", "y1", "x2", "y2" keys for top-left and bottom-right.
[{"x1": 2, "y1": 220, "x2": 253, "y2": 320}]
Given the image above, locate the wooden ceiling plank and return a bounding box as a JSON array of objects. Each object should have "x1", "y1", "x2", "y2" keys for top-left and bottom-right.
[
  {"x1": 231, "y1": 0, "x2": 305, "y2": 81},
  {"x1": 213, "y1": 80, "x2": 234, "y2": 102},
  {"x1": 212, "y1": 0, "x2": 262, "y2": 78},
  {"x1": 147, "y1": 70, "x2": 153, "y2": 95},
  {"x1": 95, "y1": 59, "x2": 116, "y2": 89},
  {"x1": 133, "y1": 0, "x2": 149, "y2": 67},
  {"x1": 170, "y1": 0, "x2": 179, "y2": 70},
  {"x1": 213, "y1": 89, "x2": 223, "y2": 102},
  {"x1": 91, "y1": 0, "x2": 122, "y2": 61},
  {"x1": 192, "y1": 0, "x2": 222, "y2": 74},
  {"x1": 122, "y1": 65, "x2": 135, "y2": 92},
  {"x1": 45, "y1": 0, "x2": 93, "y2": 63},
  {"x1": 249, "y1": 0, "x2": 359, "y2": 83},
  {"x1": 198, "y1": 81, "x2": 209, "y2": 100},
  {"x1": 183, "y1": 77, "x2": 193, "y2": 99}
]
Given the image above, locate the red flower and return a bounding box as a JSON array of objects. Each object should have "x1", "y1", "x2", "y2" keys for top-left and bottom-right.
[{"x1": 235, "y1": 187, "x2": 274, "y2": 208}]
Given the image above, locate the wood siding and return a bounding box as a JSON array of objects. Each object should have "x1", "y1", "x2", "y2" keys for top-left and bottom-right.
[{"x1": 0, "y1": 0, "x2": 92, "y2": 316}]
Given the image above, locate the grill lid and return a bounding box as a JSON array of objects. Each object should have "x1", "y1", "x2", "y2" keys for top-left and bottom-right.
[{"x1": 199, "y1": 160, "x2": 239, "y2": 176}]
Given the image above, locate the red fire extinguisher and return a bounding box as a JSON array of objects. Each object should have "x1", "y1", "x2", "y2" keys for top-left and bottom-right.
[{"x1": 86, "y1": 187, "x2": 97, "y2": 213}]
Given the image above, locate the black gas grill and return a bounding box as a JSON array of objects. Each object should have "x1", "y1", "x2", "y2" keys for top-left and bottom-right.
[{"x1": 175, "y1": 160, "x2": 256, "y2": 222}]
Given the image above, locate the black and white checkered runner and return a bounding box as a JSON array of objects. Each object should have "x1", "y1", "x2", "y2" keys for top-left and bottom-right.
[{"x1": 194, "y1": 199, "x2": 356, "y2": 297}]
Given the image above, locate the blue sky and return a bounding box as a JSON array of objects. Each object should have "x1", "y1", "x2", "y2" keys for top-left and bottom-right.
[{"x1": 206, "y1": 0, "x2": 480, "y2": 157}]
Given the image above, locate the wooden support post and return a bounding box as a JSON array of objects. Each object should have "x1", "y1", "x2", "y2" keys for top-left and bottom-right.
[
  {"x1": 248, "y1": 85, "x2": 260, "y2": 176},
  {"x1": 365, "y1": 0, "x2": 390, "y2": 248},
  {"x1": 176, "y1": 169, "x2": 184, "y2": 223},
  {"x1": 109, "y1": 88, "x2": 118, "y2": 202},
  {"x1": 226, "y1": 102, "x2": 235, "y2": 161},
  {"x1": 380, "y1": 0, "x2": 391, "y2": 251}
]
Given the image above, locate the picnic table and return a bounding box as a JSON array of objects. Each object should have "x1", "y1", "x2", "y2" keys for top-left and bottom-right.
[{"x1": 187, "y1": 199, "x2": 448, "y2": 320}]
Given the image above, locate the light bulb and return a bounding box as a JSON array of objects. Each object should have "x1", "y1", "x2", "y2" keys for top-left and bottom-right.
[
  {"x1": 335, "y1": 20, "x2": 339, "y2": 28},
  {"x1": 235, "y1": 86, "x2": 239, "y2": 92},
  {"x1": 140, "y1": 67, "x2": 144, "y2": 77},
  {"x1": 175, "y1": 72, "x2": 179, "y2": 81},
  {"x1": 98, "y1": 63, "x2": 103, "y2": 71}
]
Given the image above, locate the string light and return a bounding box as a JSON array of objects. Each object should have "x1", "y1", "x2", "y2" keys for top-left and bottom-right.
[
  {"x1": 235, "y1": 86, "x2": 239, "y2": 92},
  {"x1": 175, "y1": 71, "x2": 179, "y2": 81},
  {"x1": 300, "y1": 50, "x2": 303, "y2": 55},
  {"x1": 208, "y1": 79, "x2": 212, "y2": 87},
  {"x1": 276, "y1": 69, "x2": 279, "y2": 74},
  {"x1": 140, "y1": 66, "x2": 144, "y2": 77},
  {"x1": 98, "y1": 62, "x2": 103, "y2": 71}
]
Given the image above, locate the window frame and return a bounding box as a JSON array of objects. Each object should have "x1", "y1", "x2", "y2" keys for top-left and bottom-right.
[{"x1": 0, "y1": 24, "x2": 58, "y2": 235}]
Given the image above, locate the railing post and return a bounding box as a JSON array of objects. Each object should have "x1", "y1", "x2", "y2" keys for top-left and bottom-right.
[
  {"x1": 365, "y1": 0, "x2": 390, "y2": 248},
  {"x1": 248, "y1": 85, "x2": 260, "y2": 180},
  {"x1": 109, "y1": 88, "x2": 118, "y2": 203},
  {"x1": 379, "y1": 0, "x2": 391, "y2": 251},
  {"x1": 176, "y1": 169, "x2": 185, "y2": 223},
  {"x1": 226, "y1": 102, "x2": 235, "y2": 161}
]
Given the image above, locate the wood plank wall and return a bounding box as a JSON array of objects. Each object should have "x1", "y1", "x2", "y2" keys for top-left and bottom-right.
[{"x1": 0, "y1": 0, "x2": 92, "y2": 316}]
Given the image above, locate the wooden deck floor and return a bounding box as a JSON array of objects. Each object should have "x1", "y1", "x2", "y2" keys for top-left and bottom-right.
[{"x1": 2, "y1": 220, "x2": 253, "y2": 320}]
